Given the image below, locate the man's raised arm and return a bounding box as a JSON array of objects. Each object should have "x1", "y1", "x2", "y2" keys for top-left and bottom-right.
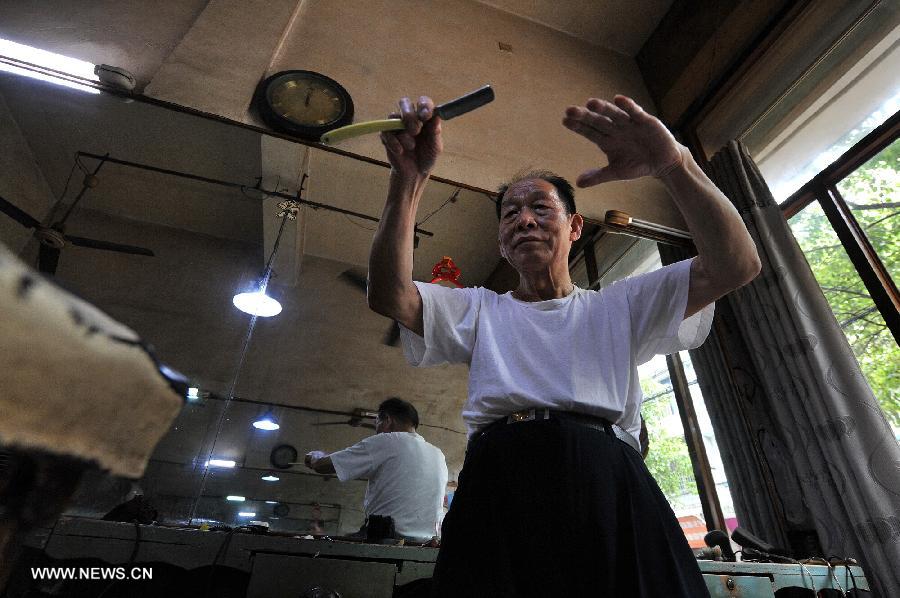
[
  {"x1": 562, "y1": 95, "x2": 760, "y2": 317},
  {"x1": 367, "y1": 96, "x2": 443, "y2": 337}
]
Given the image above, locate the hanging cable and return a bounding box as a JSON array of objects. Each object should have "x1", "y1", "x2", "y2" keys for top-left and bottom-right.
[
  {"x1": 57, "y1": 156, "x2": 79, "y2": 205},
  {"x1": 187, "y1": 309, "x2": 259, "y2": 527},
  {"x1": 57, "y1": 153, "x2": 107, "y2": 225},
  {"x1": 417, "y1": 187, "x2": 461, "y2": 227},
  {"x1": 190, "y1": 208, "x2": 296, "y2": 525},
  {"x1": 342, "y1": 213, "x2": 376, "y2": 231}
]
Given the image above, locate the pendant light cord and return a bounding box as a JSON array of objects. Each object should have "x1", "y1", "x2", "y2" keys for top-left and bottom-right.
[
  {"x1": 188, "y1": 210, "x2": 292, "y2": 526},
  {"x1": 260, "y1": 211, "x2": 291, "y2": 289}
]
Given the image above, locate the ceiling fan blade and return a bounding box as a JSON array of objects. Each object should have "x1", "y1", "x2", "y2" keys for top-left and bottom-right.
[
  {"x1": 382, "y1": 321, "x2": 401, "y2": 347},
  {"x1": 359, "y1": 423, "x2": 376, "y2": 430},
  {"x1": 0, "y1": 194, "x2": 41, "y2": 229},
  {"x1": 67, "y1": 236, "x2": 155, "y2": 256},
  {"x1": 311, "y1": 421, "x2": 350, "y2": 427},
  {"x1": 38, "y1": 244, "x2": 61, "y2": 275},
  {"x1": 338, "y1": 269, "x2": 367, "y2": 293}
]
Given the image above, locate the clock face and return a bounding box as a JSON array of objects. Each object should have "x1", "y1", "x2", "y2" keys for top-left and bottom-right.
[
  {"x1": 256, "y1": 71, "x2": 354, "y2": 140},
  {"x1": 270, "y1": 444, "x2": 298, "y2": 469}
]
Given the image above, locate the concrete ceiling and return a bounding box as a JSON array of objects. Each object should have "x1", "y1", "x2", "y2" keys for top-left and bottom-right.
[
  {"x1": 0, "y1": 0, "x2": 672, "y2": 527},
  {"x1": 0, "y1": 74, "x2": 501, "y2": 282},
  {"x1": 476, "y1": 0, "x2": 675, "y2": 56}
]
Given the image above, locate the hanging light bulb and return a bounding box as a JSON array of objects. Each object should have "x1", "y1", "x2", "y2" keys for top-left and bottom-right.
[
  {"x1": 232, "y1": 199, "x2": 300, "y2": 317},
  {"x1": 232, "y1": 285, "x2": 282, "y2": 317},
  {"x1": 252, "y1": 413, "x2": 280, "y2": 431},
  {"x1": 206, "y1": 459, "x2": 236, "y2": 468}
]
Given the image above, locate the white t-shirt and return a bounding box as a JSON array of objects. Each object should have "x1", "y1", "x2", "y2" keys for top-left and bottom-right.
[
  {"x1": 330, "y1": 431, "x2": 448, "y2": 540},
  {"x1": 400, "y1": 257, "x2": 715, "y2": 444}
]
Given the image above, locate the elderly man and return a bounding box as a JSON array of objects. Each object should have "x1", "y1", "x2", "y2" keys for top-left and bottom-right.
[
  {"x1": 368, "y1": 94, "x2": 760, "y2": 596},
  {"x1": 305, "y1": 398, "x2": 448, "y2": 542}
]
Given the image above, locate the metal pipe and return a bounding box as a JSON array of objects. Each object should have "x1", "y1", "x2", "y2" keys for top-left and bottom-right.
[{"x1": 76, "y1": 151, "x2": 435, "y2": 237}]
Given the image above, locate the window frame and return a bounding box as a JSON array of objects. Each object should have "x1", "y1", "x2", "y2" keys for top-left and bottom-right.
[
  {"x1": 576, "y1": 237, "x2": 728, "y2": 537},
  {"x1": 661, "y1": 0, "x2": 900, "y2": 547},
  {"x1": 779, "y1": 108, "x2": 900, "y2": 346},
  {"x1": 666, "y1": 351, "x2": 727, "y2": 533}
]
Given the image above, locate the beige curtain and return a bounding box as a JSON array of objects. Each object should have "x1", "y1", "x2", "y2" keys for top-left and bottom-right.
[{"x1": 661, "y1": 141, "x2": 899, "y2": 597}]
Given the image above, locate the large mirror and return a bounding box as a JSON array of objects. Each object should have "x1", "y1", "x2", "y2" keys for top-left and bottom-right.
[{"x1": 0, "y1": 71, "x2": 659, "y2": 537}]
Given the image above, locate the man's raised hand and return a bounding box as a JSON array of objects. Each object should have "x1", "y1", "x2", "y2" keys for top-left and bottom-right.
[
  {"x1": 304, "y1": 450, "x2": 327, "y2": 469},
  {"x1": 380, "y1": 95, "x2": 443, "y2": 181},
  {"x1": 562, "y1": 95, "x2": 685, "y2": 187}
]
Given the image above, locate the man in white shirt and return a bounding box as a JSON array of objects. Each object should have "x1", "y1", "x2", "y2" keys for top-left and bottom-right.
[
  {"x1": 365, "y1": 93, "x2": 760, "y2": 596},
  {"x1": 304, "y1": 398, "x2": 448, "y2": 542}
]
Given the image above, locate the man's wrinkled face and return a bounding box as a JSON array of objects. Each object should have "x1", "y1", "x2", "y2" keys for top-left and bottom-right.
[{"x1": 498, "y1": 179, "x2": 581, "y2": 272}]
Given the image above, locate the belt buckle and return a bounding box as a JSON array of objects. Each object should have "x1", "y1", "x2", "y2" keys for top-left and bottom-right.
[{"x1": 507, "y1": 409, "x2": 536, "y2": 424}]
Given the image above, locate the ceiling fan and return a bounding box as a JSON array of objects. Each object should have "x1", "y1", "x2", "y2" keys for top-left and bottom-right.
[
  {"x1": 0, "y1": 163, "x2": 155, "y2": 275},
  {"x1": 338, "y1": 268, "x2": 401, "y2": 347},
  {"x1": 311, "y1": 408, "x2": 377, "y2": 430},
  {"x1": 269, "y1": 408, "x2": 378, "y2": 469}
]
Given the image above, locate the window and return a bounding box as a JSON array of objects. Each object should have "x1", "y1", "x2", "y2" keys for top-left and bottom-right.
[
  {"x1": 639, "y1": 354, "x2": 705, "y2": 547},
  {"x1": 747, "y1": 12, "x2": 900, "y2": 436},
  {"x1": 838, "y1": 140, "x2": 899, "y2": 281},
  {"x1": 638, "y1": 350, "x2": 739, "y2": 549},
  {"x1": 677, "y1": 351, "x2": 739, "y2": 536},
  {"x1": 639, "y1": 354, "x2": 699, "y2": 507},
  {"x1": 783, "y1": 134, "x2": 900, "y2": 434},
  {"x1": 665, "y1": 0, "x2": 900, "y2": 556},
  {"x1": 576, "y1": 237, "x2": 737, "y2": 547}
]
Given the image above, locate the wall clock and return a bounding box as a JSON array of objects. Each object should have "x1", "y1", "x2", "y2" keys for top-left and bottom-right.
[{"x1": 255, "y1": 70, "x2": 354, "y2": 141}]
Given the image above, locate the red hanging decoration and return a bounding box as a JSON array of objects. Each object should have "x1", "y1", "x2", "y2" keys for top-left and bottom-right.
[{"x1": 430, "y1": 256, "x2": 462, "y2": 287}]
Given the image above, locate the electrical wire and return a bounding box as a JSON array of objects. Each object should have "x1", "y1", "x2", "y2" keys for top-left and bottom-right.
[
  {"x1": 419, "y1": 422, "x2": 466, "y2": 435},
  {"x1": 205, "y1": 526, "x2": 240, "y2": 598},
  {"x1": 58, "y1": 153, "x2": 108, "y2": 226},
  {"x1": 798, "y1": 561, "x2": 816, "y2": 594},
  {"x1": 827, "y1": 561, "x2": 846, "y2": 595},
  {"x1": 188, "y1": 311, "x2": 259, "y2": 526},
  {"x1": 417, "y1": 187, "x2": 461, "y2": 227},
  {"x1": 261, "y1": 212, "x2": 290, "y2": 280},
  {"x1": 57, "y1": 157, "x2": 79, "y2": 206},
  {"x1": 74, "y1": 152, "x2": 91, "y2": 175},
  {"x1": 238, "y1": 185, "x2": 268, "y2": 201},
  {"x1": 95, "y1": 522, "x2": 141, "y2": 598},
  {"x1": 342, "y1": 212, "x2": 376, "y2": 231},
  {"x1": 846, "y1": 560, "x2": 859, "y2": 592},
  {"x1": 189, "y1": 211, "x2": 294, "y2": 526}
]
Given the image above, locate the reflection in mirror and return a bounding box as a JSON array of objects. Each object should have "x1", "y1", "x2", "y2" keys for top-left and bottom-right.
[
  {"x1": 0, "y1": 71, "x2": 657, "y2": 537},
  {"x1": 0, "y1": 72, "x2": 496, "y2": 535}
]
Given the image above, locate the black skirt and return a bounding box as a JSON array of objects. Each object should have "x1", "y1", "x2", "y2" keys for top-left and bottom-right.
[{"x1": 432, "y1": 416, "x2": 711, "y2": 597}]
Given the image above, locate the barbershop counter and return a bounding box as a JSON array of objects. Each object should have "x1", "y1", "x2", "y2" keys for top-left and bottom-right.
[
  {"x1": 17, "y1": 518, "x2": 869, "y2": 598},
  {"x1": 19, "y1": 517, "x2": 437, "y2": 597}
]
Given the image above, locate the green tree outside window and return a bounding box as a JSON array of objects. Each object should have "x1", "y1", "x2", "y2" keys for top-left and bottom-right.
[{"x1": 788, "y1": 139, "x2": 899, "y2": 429}]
